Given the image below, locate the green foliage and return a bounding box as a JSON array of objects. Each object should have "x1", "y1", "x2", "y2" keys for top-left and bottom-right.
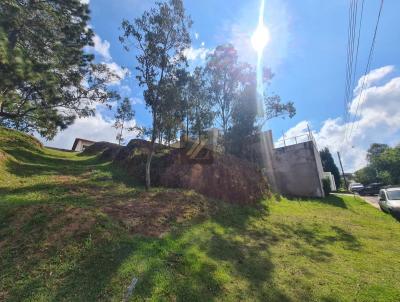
[
  {"x1": 355, "y1": 143, "x2": 400, "y2": 185},
  {"x1": 320, "y1": 147, "x2": 341, "y2": 187},
  {"x1": 225, "y1": 80, "x2": 295, "y2": 158},
  {"x1": 261, "y1": 95, "x2": 296, "y2": 126},
  {"x1": 322, "y1": 177, "x2": 331, "y2": 196},
  {"x1": 204, "y1": 44, "x2": 252, "y2": 135},
  {"x1": 1, "y1": 128, "x2": 400, "y2": 301},
  {"x1": 367, "y1": 143, "x2": 389, "y2": 164},
  {"x1": 114, "y1": 98, "x2": 135, "y2": 145},
  {"x1": 354, "y1": 166, "x2": 378, "y2": 185},
  {"x1": 187, "y1": 67, "x2": 214, "y2": 140},
  {"x1": 120, "y1": 0, "x2": 192, "y2": 188},
  {"x1": 204, "y1": 44, "x2": 295, "y2": 156},
  {"x1": 226, "y1": 83, "x2": 258, "y2": 157},
  {"x1": 0, "y1": 0, "x2": 119, "y2": 139},
  {"x1": 375, "y1": 146, "x2": 400, "y2": 184},
  {"x1": 158, "y1": 71, "x2": 187, "y2": 145}
]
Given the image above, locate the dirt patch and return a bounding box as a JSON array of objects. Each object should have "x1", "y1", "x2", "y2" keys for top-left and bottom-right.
[
  {"x1": 54, "y1": 175, "x2": 76, "y2": 183},
  {"x1": 110, "y1": 139, "x2": 269, "y2": 204},
  {"x1": 102, "y1": 190, "x2": 211, "y2": 237},
  {"x1": 0, "y1": 150, "x2": 7, "y2": 163},
  {"x1": 46, "y1": 207, "x2": 97, "y2": 244}
]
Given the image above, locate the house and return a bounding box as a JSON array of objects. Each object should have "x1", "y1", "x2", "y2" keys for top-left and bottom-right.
[{"x1": 72, "y1": 138, "x2": 95, "y2": 152}]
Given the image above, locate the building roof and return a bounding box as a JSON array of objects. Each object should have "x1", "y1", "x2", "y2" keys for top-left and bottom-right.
[{"x1": 72, "y1": 138, "x2": 96, "y2": 151}]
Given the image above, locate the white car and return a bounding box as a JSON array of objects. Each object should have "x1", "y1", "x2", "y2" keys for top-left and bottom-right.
[{"x1": 378, "y1": 187, "x2": 400, "y2": 214}]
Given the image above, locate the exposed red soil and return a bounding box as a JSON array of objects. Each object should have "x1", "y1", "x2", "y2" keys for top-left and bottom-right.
[
  {"x1": 102, "y1": 190, "x2": 211, "y2": 237},
  {"x1": 161, "y1": 151, "x2": 269, "y2": 204},
  {"x1": 46, "y1": 207, "x2": 97, "y2": 244},
  {"x1": 0, "y1": 150, "x2": 6, "y2": 163},
  {"x1": 107, "y1": 139, "x2": 269, "y2": 204}
]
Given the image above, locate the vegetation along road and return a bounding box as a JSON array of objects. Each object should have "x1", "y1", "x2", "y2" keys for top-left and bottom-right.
[{"x1": 1, "y1": 128, "x2": 400, "y2": 301}]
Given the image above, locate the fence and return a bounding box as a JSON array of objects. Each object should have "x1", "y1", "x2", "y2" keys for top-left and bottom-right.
[{"x1": 274, "y1": 127, "x2": 318, "y2": 149}]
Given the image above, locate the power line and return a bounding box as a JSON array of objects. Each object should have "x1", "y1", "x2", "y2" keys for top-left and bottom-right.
[
  {"x1": 342, "y1": 0, "x2": 359, "y2": 144},
  {"x1": 350, "y1": 0, "x2": 365, "y2": 95},
  {"x1": 346, "y1": 0, "x2": 384, "y2": 143}
]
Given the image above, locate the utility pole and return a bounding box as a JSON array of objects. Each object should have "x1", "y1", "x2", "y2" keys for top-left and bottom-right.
[{"x1": 337, "y1": 151, "x2": 348, "y2": 190}]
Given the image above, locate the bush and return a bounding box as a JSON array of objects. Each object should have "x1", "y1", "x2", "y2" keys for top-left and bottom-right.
[{"x1": 322, "y1": 178, "x2": 331, "y2": 196}]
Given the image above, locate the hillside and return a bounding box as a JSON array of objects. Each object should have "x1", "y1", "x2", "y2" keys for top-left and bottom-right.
[{"x1": 1, "y1": 127, "x2": 400, "y2": 302}]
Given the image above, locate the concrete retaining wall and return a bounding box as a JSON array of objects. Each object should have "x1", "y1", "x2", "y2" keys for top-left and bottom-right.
[
  {"x1": 255, "y1": 130, "x2": 325, "y2": 198},
  {"x1": 272, "y1": 141, "x2": 324, "y2": 198}
]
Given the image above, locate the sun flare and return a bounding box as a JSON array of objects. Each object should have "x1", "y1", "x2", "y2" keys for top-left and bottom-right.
[{"x1": 251, "y1": 23, "x2": 270, "y2": 53}]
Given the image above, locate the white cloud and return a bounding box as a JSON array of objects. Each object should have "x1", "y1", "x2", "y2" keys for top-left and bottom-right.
[
  {"x1": 92, "y1": 34, "x2": 112, "y2": 61},
  {"x1": 130, "y1": 97, "x2": 144, "y2": 105},
  {"x1": 183, "y1": 46, "x2": 211, "y2": 61},
  {"x1": 194, "y1": 32, "x2": 199, "y2": 40},
  {"x1": 80, "y1": 0, "x2": 90, "y2": 4},
  {"x1": 86, "y1": 33, "x2": 128, "y2": 85},
  {"x1": 280, "y1": 66, "x2": 400, "y2": 172},
  {"x1": 353, "y1": 65, "x2": 394, "y2": 95},
  {"x1": 40, "y1": 111, "x2": 137, "y2": 150},
  {"x1": 104, "y1": 62, "x2": 129, "y2": 84}
]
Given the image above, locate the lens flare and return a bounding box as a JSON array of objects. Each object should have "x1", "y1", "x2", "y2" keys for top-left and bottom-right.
[
  {"x1": 251, "y1": 23, "x2": 270, "y2": 54},
  {"x1": 253, "y1": 0, "x2": 269, "y2": 118}
]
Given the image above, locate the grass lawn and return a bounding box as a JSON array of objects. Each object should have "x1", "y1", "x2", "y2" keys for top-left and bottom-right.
[{"x1": 1, "y1": 127, "x2": 400, "y2": 301}]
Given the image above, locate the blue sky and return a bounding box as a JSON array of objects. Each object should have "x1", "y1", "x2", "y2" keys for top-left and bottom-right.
[{"x1": 44, "y1": 0, "x2": 400, "y2": 172}]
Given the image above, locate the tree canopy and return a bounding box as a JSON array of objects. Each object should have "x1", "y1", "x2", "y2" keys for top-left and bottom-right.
[
  {"x1": 114, "y1": 98, "x2": 135, "y2": 145},
  {"x1": 120, "y1": 0, "x2": 192, "y2": 189},
  {"x1": 355, "y1": 143, "x2": 400, "y2": 185},
  {"x1": 319, "y1": 147, "x2": 341, "y2": 188},
  {"x1": 0, "y1": 0, "x2": 119, "y2": 139},
  {"x1": 187, "y1": 67, "x2": 214, "y2": 140}
]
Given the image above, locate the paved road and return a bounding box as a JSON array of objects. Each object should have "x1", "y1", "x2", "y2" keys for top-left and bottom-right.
[{"x1": 359, "y1": 195, "x2": 380, "y2": 209}]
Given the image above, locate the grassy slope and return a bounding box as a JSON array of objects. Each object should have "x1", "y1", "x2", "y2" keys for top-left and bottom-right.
[{"x1": 0, "y1": 127, "x2": 400, "y2": 302}]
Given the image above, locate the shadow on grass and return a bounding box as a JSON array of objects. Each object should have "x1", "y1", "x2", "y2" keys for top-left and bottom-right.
[
  {"x1": 286, "y1": 194, "x2": 349, "y2": 209},
  {"x1": 274, "y1": 222, "x2": 362, "y2": 263},
  {"x1": 0, "y1": 196, "x2": 293, "y2": 301},
  {"x1": 4, "y1": 148, "x2": 99, "y2": 178},
  {"x1": 203, "y1": 202, "x2": 292, "y2": 301}
]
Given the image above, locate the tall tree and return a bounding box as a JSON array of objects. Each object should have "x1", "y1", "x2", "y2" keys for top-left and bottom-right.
[
  {"x1": 158, "y1": 73, "x2": 186, "y2": 146},
  {"x1": 114, "y1": 98, "x2": 135, "y2": 145},
  {"x1": 373, "y1": 145, "x2": 400, "y2": 185},
  {"x1": 227, "y1": 84, "x2": 295, "y2": 157},
  {"x1": 355, "y1": 144, "x2": 400, "y2": 185},
  {"x1": 0, "y1": 0, "x2": 119, "y2": 139},
  {"x1": 354, "y1": 166, "x2": 378, "y2": 185},
  {"x1": 120, "y1": 0, "x2": 191, "y2": 189},
  {"x1": 226, "y1": 82, "x2": 258, "y2": 157},
  {"x1": 320, "y1": 147, "x2": 341, "y2": 188},
  {"x1": 259, "y1": 95, "x2": 296, "y2": 129},
  {"x1": 187, "y1": 67, "x2": 214, "y2": 140},
  {"x1": 204, "y1": 44, "x2": 241, "y2": 136},
  {"x1": 367, "y1": 143, "x2": 389, "y2": 164}
]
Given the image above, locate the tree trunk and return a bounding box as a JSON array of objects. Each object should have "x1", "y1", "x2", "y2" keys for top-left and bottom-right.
[
  {"x1": 186, "y1": 114, "x2": 189, "y2": 141},
  {"x1": 145, "y1": 129, "x2": 157, "y2": 191}
]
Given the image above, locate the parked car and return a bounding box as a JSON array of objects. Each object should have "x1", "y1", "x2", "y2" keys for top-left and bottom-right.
[
  {"x1": 349, "y1": 182, "x2": 364, "y2": 193},
  {"x1": 378, "y1": 186, "x2": 400, "y2": 214},
  {"x1": 359, "y1": 183, "x2": 383, "y2": 196}
]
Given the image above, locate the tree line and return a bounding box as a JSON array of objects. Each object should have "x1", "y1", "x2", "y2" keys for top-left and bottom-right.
[
  {"x1": 355, "y1": 143, "x2": 400, "y2": 185},
  {"x1": 1, "y1": 0, "x2": 295, "y2": 189}
]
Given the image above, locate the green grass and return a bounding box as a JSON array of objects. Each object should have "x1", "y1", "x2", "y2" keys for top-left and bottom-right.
[{"x1": 1, "y1": 127, "x2": 400, "y2": 301}]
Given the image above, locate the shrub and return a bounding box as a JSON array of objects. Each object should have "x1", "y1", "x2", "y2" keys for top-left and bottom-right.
[{"x1": 322, "y1": 178, "x2": 331, "y2": 196}]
